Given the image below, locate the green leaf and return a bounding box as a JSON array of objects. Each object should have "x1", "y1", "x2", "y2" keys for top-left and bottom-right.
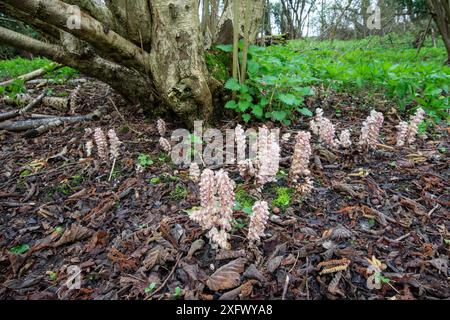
[
  {"x1": 242, "y1": 114, "x2": 251, "y2": 122},
  {"x1": 215, "y1": 44, "x2": 233, "y2": 52},
  {"x1": 279, "y1": 93, "x2": 300, "y2": 106},
  {"x1": 251, "y1": 104, "x2": 264, "y2": 118},
  {"x1": 238, "y1": 100, "x2": 251, "y2": 112},
  {"x1": 225, "y1": 100, "x2": 237, "y2": 110},
  {"x1": 271, "y1": 111, "x2": 287, "y2": 121},
  {"x1": 298, "y1": 108, "x2": 313, "y2": 117},
  {"x1": 10, "y1": 244, "x2": 30, "y2": 254},
  {"x1": 144, "y1": 282, "x2": 157, "y2": 293},
  {"x1": 224, "y1": 78, "x2": 241, "y2": 91}
]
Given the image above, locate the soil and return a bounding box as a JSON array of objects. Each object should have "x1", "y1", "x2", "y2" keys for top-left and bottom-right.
[{"x1": 0, "y1": 78, "x2": 449, "y2": 300}]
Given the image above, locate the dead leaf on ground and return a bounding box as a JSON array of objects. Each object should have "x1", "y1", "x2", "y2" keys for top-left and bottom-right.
[
  {"x1": 53, "y1": 224, "x2": 93, "y2": 247},
  {"x1": 206, "y1": 258, "x2": 246, "y2": 291}
]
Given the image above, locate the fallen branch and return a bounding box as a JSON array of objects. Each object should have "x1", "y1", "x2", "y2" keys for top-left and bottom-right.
[
  {"x1": 0, "y1": 92, "x2": 46, "y2": 122},
  {"x1": 0, "y1": 63, "x2": 61, "y2": 87},
  {"x1": 2, "y1": 94, "x2": 68, "y2": 111},
  {"x1": 0, "y1": 106, "x2": 107, "y2": 134}
]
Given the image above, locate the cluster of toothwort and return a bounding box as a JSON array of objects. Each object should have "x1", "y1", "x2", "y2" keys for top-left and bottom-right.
[
  {"x1": 157, "y1": 118, "x2": 171, "y2": 153},
  {"x1": 189, "y1": 169, "x2": 236, "y2": 250},
  {"x1": 235, "y1": 125, "x2": 280, "y2": 187},
  {"x1": 359, "y1": 110, "x2": 384, "y2": 148},
  {"x1": 310, "y1": 108, "x2": 352, "y2": 149},
  {"x1": 289, "y1": 131, "x2": 314, "y2": 195},
  {"x1": 396, "y1": 107, "x2": 425, "y2": 147},
  {"x1": 88, "y1": 127, "x2": 122, "y2": 161},
  {"x1": 247, "y1": 201, "x2": 270, "y2": 243}
]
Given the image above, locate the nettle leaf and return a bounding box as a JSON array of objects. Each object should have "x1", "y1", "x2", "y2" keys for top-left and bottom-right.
[
  {"x1": 298, "y1": 107, "x2": 313, "y2": 117},
  {"x1": 271, "y1": 111, "x2": 287, "y2": 121},
  {"x1": 279, "y1": 93, "x2": 300, "y2": 106},
  {"x1": 216, "y1": 44, "x2": 233, "y2": 52},
  {"x1": 251, "y1": 104, "x2": 264, "y2": 118},
  {"x1": 238, "y1": 100, "x2": 251, "y2": 112},
  {"x1": 295, "y1": 86, "x2": 315, "y2": 96},
  {"x1": 259, "y1": 97, "x2": 269, "y2": 106},
  {"x1": 242, "y1": 114, "x2": 251, "y2": 122},
  {"x1": 225, "y1": 78, "x2": 241, "y2": 91},
  {"x1": 225, "y1": 100, "x2": 237, "y2": 110}
]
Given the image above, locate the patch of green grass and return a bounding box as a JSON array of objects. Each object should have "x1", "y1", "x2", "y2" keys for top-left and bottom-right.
[{"x1": 0, "y1": 57, "x2": 51, "y2": 79}]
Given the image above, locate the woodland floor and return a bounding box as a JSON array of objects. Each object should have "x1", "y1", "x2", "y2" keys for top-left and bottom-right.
[{"x1": 0, "y1": 78, "x2": 449, "y2": 300}]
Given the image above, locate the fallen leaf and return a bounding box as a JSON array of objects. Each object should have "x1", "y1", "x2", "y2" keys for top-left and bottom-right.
[
  {"x1": 206, "y1": 258, "x2": 246, "y2": 291},
  {"x1": 53, "y1": 224, "x2": 93, "y2": 247}
]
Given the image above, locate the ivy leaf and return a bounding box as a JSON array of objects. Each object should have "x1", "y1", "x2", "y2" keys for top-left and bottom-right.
[{"x1": 225, "y1": 78, "x2": 241, "y2": 91}]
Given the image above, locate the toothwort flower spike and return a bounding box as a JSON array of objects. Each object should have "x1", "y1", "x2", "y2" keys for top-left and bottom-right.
[
  {"x1": 156, "y1": 118, "x2": 167, "y2": 137},
  {"x1": 93, "y1": 127, "x2": 108, "y2": 160},
  {"x1": 107, "y1": 129, "x2": 121, "y2": 159},
  {"x1": 85, "y1": 140, "x2": 93, "y2": 157},
  {"x1": 215, "y1": 170, "x2": 235, "y2": 231},
  {"x1": 248, "y1": 201, "x2": 270, "y2": 243},
  {"x1": 338, "y1": 129, "x2": 352, "y2": 148},
  {"x1": 289, "y1": 131, "x2": 312, "y2": 183},
  {"x1": 359, "y1": 110, "x2": 384, "y2": 148},
  {"x1": 159, "y1": 137, "x2": 171, "y2": 153},
  {"x1": 406, "y1": 107, "x2": 425, "y2": 145},
  {"x1": 396, "y1": 121, "x2": 409, "y2": 147},
  {"x1": 267, "y1": 131, "x2": 281, "y2": 181},
  {"x1": 256, "y1": 126, "x2": 272, "y2": 185},
  {"x1": 199, "y1": 169, "x2": 216, "y2": 208},
  {"x1": 189, "y1": 163, "x2": 201, "y2": 182},
  {"x1": 235, "y1": 124, "x2": 246, "y2": 162}
]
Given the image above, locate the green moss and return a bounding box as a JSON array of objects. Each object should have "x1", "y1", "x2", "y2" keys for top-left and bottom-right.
[
  {"x1": 170, "y1": 184, "x2": 188, "y2": 201},
  {"x1": 235, "y1": 185, "x2": 257, "y2": 214},
  {"x1": 205, "y1": 50, "x2": 230, "y2": 83},
  {"x1": 272, "y1": 187, "x2": 293, "y2": 209}
]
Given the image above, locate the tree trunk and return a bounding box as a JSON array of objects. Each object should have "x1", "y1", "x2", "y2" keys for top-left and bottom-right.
[
  {"x1": 426, "y1": 0, "x2": 450, "y2": 64},
  {"x1": 214, "y1": 0, "x2": 265, "y2": 44},
  {"x1": 0, "y1": 0, "x2": 215, "y2": 126}
]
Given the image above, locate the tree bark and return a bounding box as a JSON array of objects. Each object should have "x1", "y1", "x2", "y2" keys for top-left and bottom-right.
[
  {"x1": 0, "y1": 0, "x2": 224, "y2": 125},
  {"x1": 427, "y1": 0, "x2": 450, "y2": 64},
  {"x1": 214, "y1": 0, "x2": 265, "y2": 44}
]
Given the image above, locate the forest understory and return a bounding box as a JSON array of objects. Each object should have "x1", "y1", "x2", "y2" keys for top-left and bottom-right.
[{"x1": 0, "y1": 77, "x2": 448, "y2": 300}]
